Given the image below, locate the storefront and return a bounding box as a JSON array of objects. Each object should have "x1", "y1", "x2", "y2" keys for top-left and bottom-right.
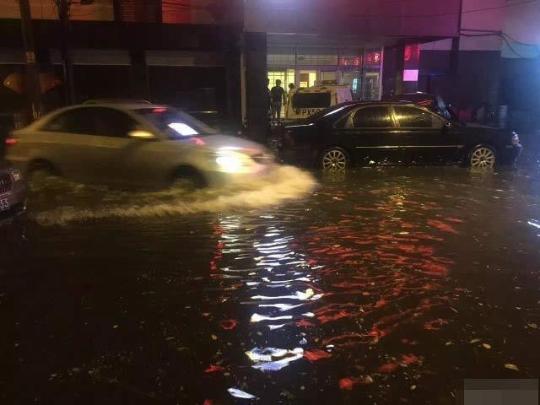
[{"x1": 267, "y1": 41, "x2": 384, "y2": 101}]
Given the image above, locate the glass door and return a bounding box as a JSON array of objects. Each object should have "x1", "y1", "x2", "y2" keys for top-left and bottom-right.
[{"x1": 299, "y1": 71, "x2": 317, "y2": 88}]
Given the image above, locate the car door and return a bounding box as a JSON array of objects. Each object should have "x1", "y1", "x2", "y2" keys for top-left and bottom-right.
[
  {"x1": 391, "y1": 105, "x2": 463, "y2": 164},
  {"x1": 88, "y1": 107, "x2": 162, "y2": 186},
  {"x1": 38, "y1": 107, "x2": 115, "y2": 182},
  {"x1": 333, "y1": 105, "x2": 401, "y2": 165}
]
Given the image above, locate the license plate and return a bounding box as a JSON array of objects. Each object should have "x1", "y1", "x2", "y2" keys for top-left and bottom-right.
[{"x1": 0, "y1": 198, "x2": 9, "y2": 212}]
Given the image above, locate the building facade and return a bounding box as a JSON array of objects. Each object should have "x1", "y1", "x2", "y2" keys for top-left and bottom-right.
[
  {"x1": 418, "y1": 0, "x2": 540, "y2": 132},
  {"x1": 0, "y1": 0, "x2": 462, "y2": 137}
]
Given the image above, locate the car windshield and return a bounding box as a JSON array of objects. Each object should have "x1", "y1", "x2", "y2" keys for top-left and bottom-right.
[{"x1": 134, "y1": 107, "x2": 218, "y2": 138}]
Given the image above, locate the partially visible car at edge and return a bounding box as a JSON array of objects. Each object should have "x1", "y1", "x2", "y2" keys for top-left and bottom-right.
[
  {"x1": 5, "y1": 103, "x2": 275, "y2": 189},
  {"x1": 276, "y1": 101, "x2": 522, "y2": 170},
  {"x1": 286, "y1": 83, "x2": 353, "y2": 122},
  {"x1": 0, "y1": 160, "x2": 26, "y2": 221}
]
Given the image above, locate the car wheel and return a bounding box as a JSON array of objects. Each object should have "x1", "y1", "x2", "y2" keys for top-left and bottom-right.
[
  {"x1": 26, "y1": 161, "x2": 59, "y2": 185},
  {"x1": 469, "y1": 145, "x2": 496, "y2": 169},
  {"x1": 321, "y1": 147, "x2": 350, "y2": 171},
  {"x1": 171, "y1": 167, "x2": 207, "y2": 191}
]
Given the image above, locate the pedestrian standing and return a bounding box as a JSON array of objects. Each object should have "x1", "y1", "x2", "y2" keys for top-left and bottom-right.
[
  {"x1": 270, "y1": 80, "x2": 286, "y2": 122},
  {"x1": 288, "y1": 83, "x2": 296, "y2": 99}
]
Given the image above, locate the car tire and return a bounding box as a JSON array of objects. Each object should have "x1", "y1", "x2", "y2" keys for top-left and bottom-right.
[
  {"x1": 26, "y1": 160, "x2": 59, "y2": 182},
  {"x1": 469, "y1": 145, "x2": 496, "y2": 169},
  {"x1": 320, "y1": 147, "x2": 350, "y2": 171},
  {"x1": 171, "y1": 167, "x2": 207, "y2": 191}
]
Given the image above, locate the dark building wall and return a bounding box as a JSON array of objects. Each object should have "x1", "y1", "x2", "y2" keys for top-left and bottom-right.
[
  {"x1": 419, "y1": 50, "x2": 502, "y2": 122},
  {"x1": 244, "y1": 32, "x2": 267, "y2": 142},
  {"x1": 501, "y1": 58, "x2": 540, "y2": 133},
  {"x1": 147, "y1": 66, "x2": 226, "y2": 110},
  {"x1": 0, "y1": 19, "x2": 242, "y2": 127},
  {"x1": 73, "y1": 65, "x2": 132, "y2": 102},
  {"x1": 245, "y1": 0, "x2": 461, "y2": 38}
]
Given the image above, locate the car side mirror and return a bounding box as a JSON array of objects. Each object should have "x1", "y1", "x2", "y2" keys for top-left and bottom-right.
[{"x1": 128, "y1": 130, "x2": 156, "y2": 140}]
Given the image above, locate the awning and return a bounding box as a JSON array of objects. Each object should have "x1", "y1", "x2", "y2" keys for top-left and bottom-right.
[{"x1": 3, "y1": 72, "x2": 62, "y2": 94}]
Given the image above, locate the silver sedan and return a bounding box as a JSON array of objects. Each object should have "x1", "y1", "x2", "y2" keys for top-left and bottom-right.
[{"x1": 5, "y1": 103, "x2": 275, "y2": 188}]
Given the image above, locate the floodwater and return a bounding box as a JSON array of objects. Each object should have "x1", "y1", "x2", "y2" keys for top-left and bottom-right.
[{"x1": 2, "y1": 165, "x2": 540, "y2": 404}]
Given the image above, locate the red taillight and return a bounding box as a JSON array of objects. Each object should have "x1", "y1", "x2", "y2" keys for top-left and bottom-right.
[
  {"x1": 190, "y1": 137, "x2": 205, "y2": 146},
  {"x1": 4, "y1": 137, "x2": 17, "y2": 146}
]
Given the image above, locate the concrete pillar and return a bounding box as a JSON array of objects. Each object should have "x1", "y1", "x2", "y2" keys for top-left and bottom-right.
[
  {"x1": 129, "y1": 50, "x2": 149, "y2": 100},
  {"x1": 224, "y1": 32, "x2": 242, "y2": 128},
  {"x1": 382, "y1": 45, "x2": 405, "y2": 97},
  {"x1": 394, "y1": 45, "x2": 405, "y2": 95},
  {"x1": 244, "y1": 31, "x2": 268, "y2": 143}
]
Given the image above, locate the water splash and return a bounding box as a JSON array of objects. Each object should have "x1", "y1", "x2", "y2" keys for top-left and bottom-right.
[{"x1": 31, "y1": 166, "x2": 316, "y2": 225}]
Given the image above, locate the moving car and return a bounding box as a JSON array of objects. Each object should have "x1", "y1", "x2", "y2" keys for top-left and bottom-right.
[
  {"x1": 5, "y1": 103, "x2": 274, "y2": 188},
  {"x1": 276, "y1": 101, "x2": 521, "y2": 170},
  {"x1": 286, "y1": 84, "x2": 353, "y2": 121},
  {"x1": 0, "y1": 161, "x2": 26, "y2": 221}
]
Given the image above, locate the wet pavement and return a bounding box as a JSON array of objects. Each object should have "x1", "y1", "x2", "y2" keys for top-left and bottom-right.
[{"x1": 2, "y1": 165, "x2": 540, "y2": 404}]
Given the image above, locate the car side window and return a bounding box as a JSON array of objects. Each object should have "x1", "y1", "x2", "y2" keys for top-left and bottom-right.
[
  {"x1": 394, "y1": 106, "x2": 442, "y2": 128},
  {"x1": 42, "y1": 108, "x2": 96, "y2": 134},
  {"x1": 92, "y1": 108, "x2": 138, "y2": 138},
  {"x1": 350, "y1": 107, "x2": 394, "y2": 128},
  {"x1": 42, "y1": 107, "x2": 137, "y2": 138}
]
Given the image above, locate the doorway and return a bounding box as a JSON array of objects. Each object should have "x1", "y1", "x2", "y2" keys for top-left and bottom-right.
[{"x1": 299, "y1": 71, "x2": 317, "y2": 88}]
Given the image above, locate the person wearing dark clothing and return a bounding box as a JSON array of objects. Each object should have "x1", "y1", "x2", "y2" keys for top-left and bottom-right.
[
  {"x1": 266, "y1": 78, "x2": 271, "y2": 117},
  {"x1": 270, "y1": 80, "x2": 286, "y2": 121}
]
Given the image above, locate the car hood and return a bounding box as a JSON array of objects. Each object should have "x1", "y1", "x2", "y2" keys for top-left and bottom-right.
[{"x1": 197, "y1": 134, "x2": 268, "y2": 153}]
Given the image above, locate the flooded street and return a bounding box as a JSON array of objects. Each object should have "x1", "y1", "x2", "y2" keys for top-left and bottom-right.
[{"x1": 2, "y1": 166, "x2": 540, "y2": 404}]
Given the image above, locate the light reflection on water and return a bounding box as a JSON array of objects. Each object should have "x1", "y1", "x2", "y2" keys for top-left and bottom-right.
[
  {"x1": 210, "y1": 184, "x2": 459, "y2": 380},
  {"x1": 213, "y1": 215, "x2": 321, "y2": 374},
  {"x1": 6, "y1": 167, "x2": 540, "y2": 403},
  {"x1": 200, "y1": 168, "x2": 540, "y2": 402}
]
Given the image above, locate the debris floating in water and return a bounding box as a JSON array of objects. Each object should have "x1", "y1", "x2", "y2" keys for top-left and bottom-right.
[{"x1": 227, "y1": 388, "x2": 257, "y2": 399}]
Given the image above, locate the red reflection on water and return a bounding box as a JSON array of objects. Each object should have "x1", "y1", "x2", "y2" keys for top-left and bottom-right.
[
  {"x1": 220, "y1": 319, "x2": 238, "y2": 330},
  {"x1": 304, "y1": 349, "x2": 332, "y2": 362},
  {"x1": 297, "y1": 192, "x2": 461, "y2": 354},
  {"x1": 339, "y1": 375, "x2": 374, "y2": 390},
  {"x1": 205, "y1": 364, "x2": 225, "y2": 373},
  {"x1": 427, "y1": 219, "x2": 459, "y2": 234},
  {"x1": 377, "y1": 353, "x2": 423, "y2": 374}
]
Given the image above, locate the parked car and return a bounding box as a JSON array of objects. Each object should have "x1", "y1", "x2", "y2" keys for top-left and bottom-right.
[
  {"x1": 286, "y1": 84, "x2": 353, "y2": 122},
  {"x1": 0, "y1": 161, "x2": 26, "y2": 221},
  {"x1": 5, "y1": 103, "x2": 275, "y2": 188},
  {"x1": 276, "y1": 101, "x2": 522, "y2": 170}
]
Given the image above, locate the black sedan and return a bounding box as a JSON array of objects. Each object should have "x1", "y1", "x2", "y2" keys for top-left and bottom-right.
[{"x1": 276, "y1": 102, "x2": 522, "y2": 170}]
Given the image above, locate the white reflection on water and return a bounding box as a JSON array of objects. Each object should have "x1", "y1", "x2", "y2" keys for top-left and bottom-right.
[{"x1": 214, "y1": 214, "x2": 324, "y2": 373}]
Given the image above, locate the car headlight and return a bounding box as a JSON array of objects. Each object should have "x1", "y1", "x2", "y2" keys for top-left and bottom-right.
[
  {"x1": 215, "y1": 149, "x2": 253, "y2": 173},
  {"x1": 9, "y1": 169, "x2": 23, "y2": 182}
]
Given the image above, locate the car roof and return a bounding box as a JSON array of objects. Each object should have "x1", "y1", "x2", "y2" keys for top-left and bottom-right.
[
  {"x1": 68, "y1": 103, "x2": 170, "y2": 111},
  {"x1": 296, "y1": 85, "x2": 351, "y2": 93},
  {"x1": 83, "y1": 98, "x2": 152, "y2": 105},
  {"x1": 336, "y1": 101, "x2": 421, "y2": 107}
]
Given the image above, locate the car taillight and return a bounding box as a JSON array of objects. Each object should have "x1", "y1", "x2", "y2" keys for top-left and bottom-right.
[{"x1": 4, "y1": 137, "x2": 17, "y2": 146}]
